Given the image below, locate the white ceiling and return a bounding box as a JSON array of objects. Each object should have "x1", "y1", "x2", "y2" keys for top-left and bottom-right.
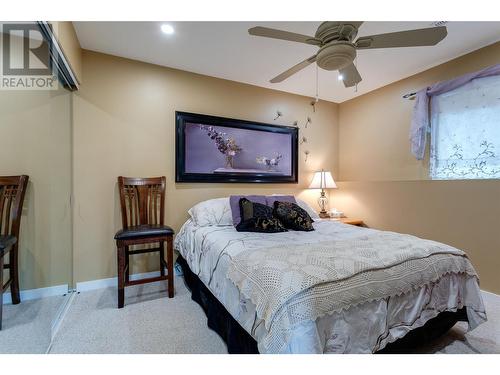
[{"x1": 73, "y1": 21, "x2": 500, "y2": 103}]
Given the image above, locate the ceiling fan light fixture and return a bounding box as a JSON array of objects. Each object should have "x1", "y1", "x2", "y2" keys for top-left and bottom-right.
[
  {"x1": 316, "y1": 42, "x2": 356, "y2": 71},
  {"x1": 432, "y1": 21, "x2": 448, "y2": 27},
  {"x1": 161, "y1": 24, "x2": 175, "y2": 35}
]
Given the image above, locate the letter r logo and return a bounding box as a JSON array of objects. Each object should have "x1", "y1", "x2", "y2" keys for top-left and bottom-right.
[{"x1": 2, "y1": 23, "x2": 51, "y2": 76}]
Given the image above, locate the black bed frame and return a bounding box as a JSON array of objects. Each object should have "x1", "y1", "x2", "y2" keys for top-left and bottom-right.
[{"x1": 177, "y1": 255, "x2": 468, "y2": 354}]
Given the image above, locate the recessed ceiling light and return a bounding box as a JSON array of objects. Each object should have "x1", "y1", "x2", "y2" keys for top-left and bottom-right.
[
  {"x1": 161, "y1": 24, "x2": 174, "y2": 35},
  {"x1": 338, "y1": 74, "x2": 344, "y2": 81}
]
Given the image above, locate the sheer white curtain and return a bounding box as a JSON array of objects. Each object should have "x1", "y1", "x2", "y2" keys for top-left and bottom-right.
[{"x1": 430, "y1": 74, "x2": 500, "y2": 180}]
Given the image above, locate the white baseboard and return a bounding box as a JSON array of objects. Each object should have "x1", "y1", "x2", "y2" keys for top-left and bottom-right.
[
  {"x1": 76, "y1": 269, "x2": 167, "y2": 293},
  {"x1": 2, "y1": 268, "x2": 180, "y2": 303},
  {"x1": 2, "y1": 284, "x2": 69, "y2": 305}
]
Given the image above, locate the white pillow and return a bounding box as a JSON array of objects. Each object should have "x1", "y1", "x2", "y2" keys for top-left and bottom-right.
[
  {"x1": 188, "y1": 197, "x2": 233, "y2": 226},
  {"x1": 296, "y1": 198, "x2": 320, "y2": 219}
]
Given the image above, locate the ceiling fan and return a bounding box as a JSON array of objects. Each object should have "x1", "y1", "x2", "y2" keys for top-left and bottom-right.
[{"x1": 248, "y1": 22, "x2": 448, "y2": 88}]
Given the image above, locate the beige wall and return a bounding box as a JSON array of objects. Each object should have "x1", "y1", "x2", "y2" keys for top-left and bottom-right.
[
  {"x1": 334, "y1": 180, "x2": 500, "y2": 294},
  {"x1": 335, "y1": 42, "x2": 500, "y2": 294},
  {"x1": 72, "y1": 50, "x2": 339, "y2": 284}
]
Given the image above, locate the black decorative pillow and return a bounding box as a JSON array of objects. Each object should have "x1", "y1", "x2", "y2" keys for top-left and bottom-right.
[
  {"x1": 236, "y1": 198, "x2": 287, "y2": 233},
  {"x1": 273, "y1": 201, "x2": 315, "y2": 231}
]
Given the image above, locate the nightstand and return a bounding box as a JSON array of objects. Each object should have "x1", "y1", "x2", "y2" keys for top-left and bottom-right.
[{"x1": 328, "y1": 217, "x2": 365, "y2": 226}]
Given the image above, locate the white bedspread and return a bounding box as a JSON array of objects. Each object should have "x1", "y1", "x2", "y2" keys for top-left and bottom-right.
[{"x1": 174, "y1": 219, "x2": 487, "y2": 353}]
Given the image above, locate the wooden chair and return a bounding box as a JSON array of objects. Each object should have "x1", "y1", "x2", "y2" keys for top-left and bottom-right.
[
  {"x1": 114, "y1": 176, "x2": 174, "y2": 308},
  {"x1": 0, "y1": 175, "x2": 29, "y2": 330}
]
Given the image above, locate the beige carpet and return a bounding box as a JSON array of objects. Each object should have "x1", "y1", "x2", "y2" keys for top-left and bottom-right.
[
  {"x1": 47, "y1": 275, "x2": 499, "y2": 354},
  {"x1": 0, "y1": 294, "x2": 66, "y2": 353},
  {"x1": 49, "y1": 275, "x2": 227, "y2": 354}
]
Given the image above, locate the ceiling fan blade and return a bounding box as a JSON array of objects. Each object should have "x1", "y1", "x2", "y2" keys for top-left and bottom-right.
[
  {"x1": 355, "y1": 26, "x2": 447, "y2": 49},
  {"x1": 270, "y1": 55, "x2": 317, "y2": 83},
  {"x1": 249, "y1": 26, "x2": 320, "y2": 46},
  {"x1": 339, "y1": 63, "x2": 362, "y2": 88}
]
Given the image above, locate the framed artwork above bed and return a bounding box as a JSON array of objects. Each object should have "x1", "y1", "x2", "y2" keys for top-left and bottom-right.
[{"x1": 175, "y1": 111, "x2": 298, "y2": 183}]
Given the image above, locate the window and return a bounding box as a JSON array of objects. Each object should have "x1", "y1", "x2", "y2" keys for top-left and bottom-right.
[{"x1": 430, "y1": 74, "x2": 500, "y2": 180}]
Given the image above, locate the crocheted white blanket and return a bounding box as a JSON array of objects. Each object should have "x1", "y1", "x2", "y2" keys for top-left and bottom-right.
[{"x1": 227, "y1": 231, "x2": 477, "y2": 353}]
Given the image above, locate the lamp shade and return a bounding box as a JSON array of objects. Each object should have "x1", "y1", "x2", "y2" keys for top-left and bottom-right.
[{"x1": 309, "y1": 170, "x2": 337, "y2": 189}]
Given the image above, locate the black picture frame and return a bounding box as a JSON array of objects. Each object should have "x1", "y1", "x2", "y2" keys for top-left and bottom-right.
[{"x1": 175, "y1": 111, "x2": 298, "y2": 183}]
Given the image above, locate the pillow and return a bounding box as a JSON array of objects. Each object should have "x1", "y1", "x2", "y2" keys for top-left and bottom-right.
[
  {"x1": 230, "y1": 195, "x2": 267, "y2": 226},
  {"x1": 296, "y1": 198, "x2": 320, "y2": 219},
  {"x1": 236, "y1": 198, "x2": 287, "y2": 233},
  {"x1": 188, "y1": 197, "x2": 233, "y2": 226},
  {"x1": 265, "y1": 195, "x2": 296, "y2": 207},
  {"x1": 273, "y1": 201, "x2": 315, "y2": 231}
]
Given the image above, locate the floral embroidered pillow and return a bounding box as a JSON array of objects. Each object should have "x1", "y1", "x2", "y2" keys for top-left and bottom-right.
[
  {"x1": 273, "y1": 201, "x2": 315, "y2": 231},
  {"x1": 229, "y1": 195, "x2": 267, "y2": 226},
  {"x1": 236, "y1": 198, "x2": 287, "y2": 233}
]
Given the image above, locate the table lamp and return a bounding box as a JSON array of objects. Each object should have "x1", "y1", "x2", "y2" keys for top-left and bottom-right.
[{"x1": 309, "y1": 170, "x2": 337, "y2": 218}]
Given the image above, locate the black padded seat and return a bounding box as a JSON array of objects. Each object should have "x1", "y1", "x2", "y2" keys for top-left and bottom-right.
[
  {"x1": 114, "y1": 224, "x2": 174, "y2": 241},
  {"x1": 0, "y1": 235, "x2": 17, "y2": 256}
]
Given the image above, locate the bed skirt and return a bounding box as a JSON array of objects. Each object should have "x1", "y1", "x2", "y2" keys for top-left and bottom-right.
[{"x1": 177, "y1": 254, "x2": 468, "y2": 354}]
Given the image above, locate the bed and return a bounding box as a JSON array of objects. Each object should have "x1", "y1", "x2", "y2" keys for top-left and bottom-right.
[{"x1": 174, "y1": 198, "x2": 487, "y2": 354}]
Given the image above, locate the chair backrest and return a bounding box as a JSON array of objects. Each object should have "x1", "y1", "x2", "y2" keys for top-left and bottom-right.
[
  {"x1": 0, "y1": 175, "x2": 29, "y2": 238},
  {"x1": 117, "y1": 176, "x2": 166, "y2": 229}
]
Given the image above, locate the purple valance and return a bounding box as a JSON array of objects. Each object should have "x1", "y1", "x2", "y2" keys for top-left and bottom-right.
[{"x1": 410, "y1": 63, "x2": 500, "y2": 160}]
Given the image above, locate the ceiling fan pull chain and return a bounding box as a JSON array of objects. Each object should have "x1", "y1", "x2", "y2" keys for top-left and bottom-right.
[
  {"x1": 310, "y1": 64, "x2": 319, "y2": 112},
  {"x1": 354, "y1": 56, "x2": 358, "y2": 93},
  {"x1": 315, "y1": 64, "x2": 319, "y2": 111},
  {"x1": 316, "y1": 63, "x2": 319, "y2": 101}
]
